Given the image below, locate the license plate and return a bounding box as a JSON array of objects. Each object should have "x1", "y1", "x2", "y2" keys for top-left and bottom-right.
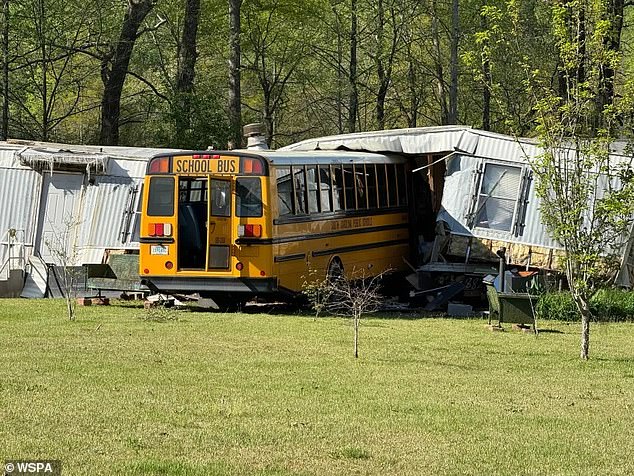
[{"x1": 151, "y1": 245, "x2": 169, "y2": 255}]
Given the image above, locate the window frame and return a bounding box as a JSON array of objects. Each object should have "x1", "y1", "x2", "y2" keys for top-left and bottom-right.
[
  {"x1": 365, "y1": 164, "x2": 378, "y2": 209},
  {"x1": 472, "y1": 161, "x2": 524, "y2": 233},
  {"x1": 306, "y1": 165, "x2": 320, "y2": 214},
  {"x1": 235, "y1": 176, "x2": 263, "y2": 218},
  {"x1": 272, "y1": 161, "x2": 408, "y2": 223},
  {"x1": 210, "y1": 178, "x2": 231, "y2": 217},
  {"x1": 276, "y1": 166, "x2": 294, "y2": 217},
  {"x1": 147, "y1": 176, "x2": 175, "y2": 217},
  {"x1": 386, "y1": 164, "x2": 398, "y2": 207},
  {"x1": 343, "y1": 164, "x2": 356, "y2": 210}
]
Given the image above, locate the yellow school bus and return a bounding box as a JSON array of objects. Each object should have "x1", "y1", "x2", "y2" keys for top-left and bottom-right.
[{"x1": 139, "y1": 150, "x2": 410, "y2": 307}]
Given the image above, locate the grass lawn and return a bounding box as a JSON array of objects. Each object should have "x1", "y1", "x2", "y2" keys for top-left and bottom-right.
[{"x1": 0, "y1": 299, "x2": 633, "y2": 475}]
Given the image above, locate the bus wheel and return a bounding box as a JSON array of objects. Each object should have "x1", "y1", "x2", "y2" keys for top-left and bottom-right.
[
  {"x1": 211, "y1": 297, "x2": 245, "y2": 312},
  {"x1": 327, "y1": 258, "x2": 344, "y2": 283}
]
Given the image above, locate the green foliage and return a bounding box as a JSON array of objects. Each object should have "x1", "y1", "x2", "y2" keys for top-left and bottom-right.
[
  {"x1": 336, "y1": 447, "x2": 371, "y2": 460},
  {"x1": 537, "y1": 290, "x2": 634, "y2": 322},
  {"x1": 140, "y1": 305, "x2": 181, "y2": 322},
  {"x1": 536, "y1": 291, "x2": 581, "y2": 322},
  {"x1": 301, "y1": 267, "x2": 333, "y2": 320},
  {"x1": 2, "y1": 0, "x2": 634, "y2": 149},
  {"x1": 464, "y1": 0, "x2": 555, "y2": 134},
  {"x1": 166, "y1": 91, "x2": 230, "y2": 150},
  {"x1": 590, "y1": 288, "x2": 634, "y2": 321}
]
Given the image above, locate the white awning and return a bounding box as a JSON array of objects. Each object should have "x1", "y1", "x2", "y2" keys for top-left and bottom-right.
[{"x1": 17, "y1": 147, "x2": 109, "y2": 174}]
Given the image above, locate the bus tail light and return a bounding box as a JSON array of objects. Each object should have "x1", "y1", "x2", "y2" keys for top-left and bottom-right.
[
  {"x1": 165, "y1": 261, "x2": 174, "y2": 270},
  {"x1": 148, "y1": 222, "x2": 172, "y2": 237},
  {"x1": 149, "y1": 157, "x2": 170, "y2": 173},
  {"x1": 236, "y1": 262, "x2": 244, "y2": 271},
  {"x1": 241, "y1": 158, "x2": 263, "y2": 174},
  {"x1": 238, "y1": 224, "x2": 262, "y2": 238}
]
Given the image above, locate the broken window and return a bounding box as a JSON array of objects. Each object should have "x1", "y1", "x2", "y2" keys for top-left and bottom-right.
[
  {"x1": 474, "y1": 164, "x2": 522, "y2": 232},
  {"x1": 276, "y1": 167, "x2": 293, "y2": 216},
  {"x1": 306, "y1": 166, "x2": 320, "y2": 213},
  {"x1": 293, "y1": 166, "x2": 307, "y2": 214},
  {"x1": 318, "y1": 165, "x2": 333, "y2": 213}
]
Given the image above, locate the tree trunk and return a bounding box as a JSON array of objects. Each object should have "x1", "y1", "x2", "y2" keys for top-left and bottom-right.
[
  {"x1": 354, "y1": 313, "x2": 359, "y2": 358},
  {"x1": 448, "y1": 0, "x2": 459, "y2": 124},
  {"x1": 1, "y1": 0, "x2": 8, "y2": 140},
  {"x1": 596, "y1": 0, "x2": 624, "y2": 130},
  {"x1": 407, "y1": 56, "x2": 417, "y2": 127},
  {"x1": 482, "y1": 59, "x2": 490, "y2": 130},
  {"x1": 431, "y1": 0, "x2": 448, "y2": 124},
  {"x1": 100, "y1": 0, "x2": 154, "y2": 146},
  {"x1": 228, "y1": 0, "x2": 242, "y2": 149},
  {"x1": 568, "y1": 259, "x2": 591, "y2": 360},
  {"x1": 572, "y1": 292, "x2": 591, "y2": 360},
  {"x1": 480, "y1": 10, "x2": 490, "y2": 131},
  {"x1": 175, "y1": 0, "x2": 200, "y2": 142},
  {"x1": 334, "y1": 5, "x2": 344, "y2": 133},
  {"x1": 37, "y1": 0, "x2": 49, "y2": 141},
  {"x1": 580, "y1": 310, "x2": 590, "y2": 360},
  {"x1": 263, "y1": 87, "x2": 273, "y2": 147},
  {"x1": 376, "y1": 0, "x2": 386, "y2": 130},
  {"x1": 348, "y1": 0, "x2": 358, "y2": 133}
]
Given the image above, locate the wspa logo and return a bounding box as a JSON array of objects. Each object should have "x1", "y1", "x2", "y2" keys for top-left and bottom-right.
[{"x1": 4, "y1": 460, "x2": 61, "y2": 475}]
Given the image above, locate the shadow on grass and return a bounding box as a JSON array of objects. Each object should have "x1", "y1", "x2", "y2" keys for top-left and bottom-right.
[
  {"x1": 108, "y1": 297, "x2": 492, "y2": 323},
  {"x1": 594, "y1": 357, "x2": 634, "y2": 363}
]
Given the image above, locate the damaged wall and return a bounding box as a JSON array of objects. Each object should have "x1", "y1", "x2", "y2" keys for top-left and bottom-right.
[{"x1": 282, "y1": 126, "x2": 634, "y2": 283}]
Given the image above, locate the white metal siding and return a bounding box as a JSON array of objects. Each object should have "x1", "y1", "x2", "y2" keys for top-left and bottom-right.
[
  {"x1": 0, "y1": 167, "x2": 41, "y2": 246},
  {"x1": 78, "y1": 176, "x2": 140, "y2": 250}
]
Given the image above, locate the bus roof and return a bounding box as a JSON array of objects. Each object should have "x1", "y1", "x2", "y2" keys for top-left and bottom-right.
[
  {"x1": 231, "y1": 149, "x2": 407, "y2": 166},
  {"x1": 148, "y1": 149, "x2": 408, "y2": 171}
]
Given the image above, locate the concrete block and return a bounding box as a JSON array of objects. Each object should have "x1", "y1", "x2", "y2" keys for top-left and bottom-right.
[{"x1": 447, "y1": 302, "x2": 473, "y2": 317}]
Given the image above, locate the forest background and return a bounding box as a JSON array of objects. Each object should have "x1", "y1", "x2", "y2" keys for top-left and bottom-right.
[{"x1": 0, "y1": 0, "x2": 631, "y2": 150}]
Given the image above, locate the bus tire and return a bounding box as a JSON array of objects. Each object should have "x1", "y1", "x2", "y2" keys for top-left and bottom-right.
[{"x1": 211, "y1": 296, "x2": 245, "y2": 312}]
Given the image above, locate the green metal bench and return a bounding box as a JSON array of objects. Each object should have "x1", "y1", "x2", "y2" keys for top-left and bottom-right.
[
  {"x1": 86, "y1": 254, "x2": 145, "y2": 293},
  {"x1": 485, "y1": 281, "x2": 537, "y2": 327}
]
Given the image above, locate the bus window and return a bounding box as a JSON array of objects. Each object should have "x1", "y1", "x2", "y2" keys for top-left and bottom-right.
[
  {"x1": 376, "y1": 164, "x2": 388, "y2": 208},
  {"x1": 180, "y1": 178, "x2": 207, "y2": 203},
  {"x1": 211, "y1": 179, "x2": 231, "y2": 217},
  {"x1": 343, "y1": 164, "x2": 355, "y2": 210},
  {"x1": 333, "y1": 165, "x2": 344, "y2": 211},
  {"x1": 355, "y1": 164, "x2": 367, "y2": 209},
  {"x1": 306, "y1": 166, "x2": 319, "y2": 214},
  {"x1": 276, "y1": 167, "x2": 293, "y2": 216},
  {"x1": 293, "y1": 166, "x2": 307, "y2": 214},
  {"x1": 147, "y1": 176, "x2": 175, "y2": 216},
  {"x1": 387, "y1": 164, "x2": 398, "y2": 207},
  {"x1": 366, "y1": 164, "x2": 378, "y2": 209},
  {"x1": 236, "y1": 177, "x2": 263, "y2": 217},
  {"x1": 318, "y1": 165, "x2": 333, "y2": 213},
  {"x1": 397, "y1": 164, "x2": 407, "y2": 206}
]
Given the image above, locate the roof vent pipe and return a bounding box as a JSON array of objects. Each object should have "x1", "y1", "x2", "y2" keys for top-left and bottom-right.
[{"x1": 244, "y1": 123, "x2": 269, "y2": 150}]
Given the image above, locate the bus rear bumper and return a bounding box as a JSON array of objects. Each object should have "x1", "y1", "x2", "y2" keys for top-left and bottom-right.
[{"x1": 141, "y1": 276, "x2": 278, "y2": 295}]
